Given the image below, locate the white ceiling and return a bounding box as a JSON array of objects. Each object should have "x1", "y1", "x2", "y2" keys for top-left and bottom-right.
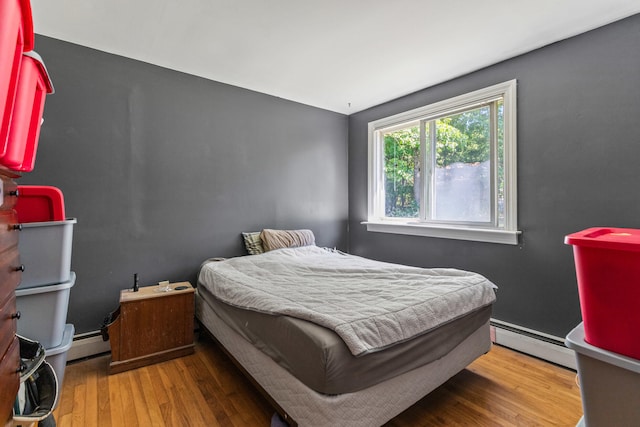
[{"x1": 31, "y1": 0, "x2": 640, "y2": 114}]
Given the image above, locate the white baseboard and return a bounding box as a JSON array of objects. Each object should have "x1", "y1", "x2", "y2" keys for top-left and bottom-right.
[
  {"x1": 67, "y1": 321, "x2": 578, "y2": 370},
  {"x1": 491, "y1": 319, "x2": 577, "y2": 370},
  {"x1": 67, "y1": 331, "x2": 111, "y2": 362}
]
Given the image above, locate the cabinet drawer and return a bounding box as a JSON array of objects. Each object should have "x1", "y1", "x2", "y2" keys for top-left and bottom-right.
[
  {"x1": 0, "y1": 295, "x2": 17, "y2": 358},
  {"x1": 0, "y1": 210, "x2": 19, "y2": 254},
  {"x1": 0, "y1": 337, "x2": 19, "y2": 425},
  {"x1": 0, "y1": 248, "x2": 20, "y2": 298},
  {"x1": 0, "y1": 176, "x2": 17, "y2": 211}
]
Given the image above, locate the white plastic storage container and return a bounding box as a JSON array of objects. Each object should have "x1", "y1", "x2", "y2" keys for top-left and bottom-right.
[
  {"x1": 15, "y1": 272, "x2": 75, "y2": 348},
  {"x1": 18, "y1": 218, "x2": 76, "y2": 288},
  {"x1": 565, "y1": 323, "x2": 640, "y2": 426},
  {"x1": 45, "y1": 323, "x2": 73, "y2": 391}
]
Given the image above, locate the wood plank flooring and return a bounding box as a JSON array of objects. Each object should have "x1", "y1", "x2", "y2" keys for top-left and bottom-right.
[{"x1": 52, "y1": 336, "x2": 582, "y2": 426}]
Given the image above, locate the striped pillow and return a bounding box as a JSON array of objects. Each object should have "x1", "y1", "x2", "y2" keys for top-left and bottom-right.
[{"x1": 260, "y1": 229, "x2": 315, "y2": 252}]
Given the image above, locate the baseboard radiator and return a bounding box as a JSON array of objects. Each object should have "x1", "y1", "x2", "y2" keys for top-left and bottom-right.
[
  {"x1": 490, "y1": 319, "x2": 576, "y2": 370},
  {"x1": 67, "y1": 320, "x2": 577, "y2": 370},
  {"x1": 66, "y1": 331, "x2": 111, "y2": 362}
]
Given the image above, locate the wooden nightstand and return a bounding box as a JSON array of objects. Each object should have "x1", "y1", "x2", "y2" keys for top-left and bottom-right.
[{"x1": 107, "y1": 282, "x2": 195, "y2": 374}]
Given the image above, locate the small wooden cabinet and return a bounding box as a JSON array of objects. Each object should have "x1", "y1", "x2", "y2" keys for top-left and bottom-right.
[{"x1": 107, "y1": 282, "x2": 195, "y2": 374}]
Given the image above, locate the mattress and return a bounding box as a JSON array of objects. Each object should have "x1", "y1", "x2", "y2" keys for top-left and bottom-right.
[
  {"x1": 198, "y1": 246, "x2": 497, "y2": 356},
  {"x1": 197, "y1": 284, "x2": 491, "y2": 394}
]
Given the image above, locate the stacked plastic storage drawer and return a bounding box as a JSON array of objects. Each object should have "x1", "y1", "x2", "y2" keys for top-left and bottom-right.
[
  {"x1": 564, "y1": 228, "x2": 640, "y2": 426},
  {"x1": 14, "y1": 186, "x2": 76, "y2": 389}
]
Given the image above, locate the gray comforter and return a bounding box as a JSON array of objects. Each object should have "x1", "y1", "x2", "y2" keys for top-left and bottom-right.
[{"x1": 198, "y1": 246, "x2": 497, "y2": 356}]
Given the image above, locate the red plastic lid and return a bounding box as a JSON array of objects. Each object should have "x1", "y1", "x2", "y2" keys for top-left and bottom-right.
[
  {"x1": 20, "y1": 0, "x2": 34, "y2": 52},
  {"x1": 14, "y1": 185, "x2": 65, "y2": 223},
  {"x1": 564, "y1": 227, "x2": 640, "y2": 252}
]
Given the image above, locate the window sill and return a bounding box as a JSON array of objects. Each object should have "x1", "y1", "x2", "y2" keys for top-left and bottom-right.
[{"x1": 362, "y1": 220, "x2": 521, "y2": 245}]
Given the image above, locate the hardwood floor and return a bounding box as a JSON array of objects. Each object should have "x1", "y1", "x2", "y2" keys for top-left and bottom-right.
[{"x1": 52, "y1": 336, "x2": 582, "y2": 426}]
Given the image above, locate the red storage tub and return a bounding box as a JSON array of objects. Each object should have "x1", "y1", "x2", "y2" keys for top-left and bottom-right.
[
  {"x1": 565, "y1": 227, "x2": 640, "y2": 360},
  {"x1": 15, "y1": 185, "x2": 65, "y2": 223},
  {"x1": 1, "y1": 51, "x2": 54, "y2": 172},
  {"x1": 0, "y1": 0, "x2": 34, "y2": 152}
]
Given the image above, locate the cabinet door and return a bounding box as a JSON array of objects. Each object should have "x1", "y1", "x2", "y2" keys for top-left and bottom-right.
[
  {"x1": 0, "y1": 337, "x2": 19, "y2": 425},
  {"x1": 119, "y1": 293, "x2": 194, "y2": 360}
]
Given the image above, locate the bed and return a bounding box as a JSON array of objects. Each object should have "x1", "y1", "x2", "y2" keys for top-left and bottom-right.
[{"x1": 195, "y1": 239, "x2": 496, "y2": 427}]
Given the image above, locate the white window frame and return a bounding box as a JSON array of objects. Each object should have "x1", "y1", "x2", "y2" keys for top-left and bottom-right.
[{"x1": 364, "y1": 80, "x2": 520, "y2": 245}]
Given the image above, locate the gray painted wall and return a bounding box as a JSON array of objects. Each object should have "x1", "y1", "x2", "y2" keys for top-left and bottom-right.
[
  {"x1": 23, "y1": 13, "x2": 640, "y2": 339},
  {"x1": 348, "y1": 14, "x2": 640, "y2": 338},
  {"x1": 23, "y1": 36, "x2": 349, "y2": 334}
]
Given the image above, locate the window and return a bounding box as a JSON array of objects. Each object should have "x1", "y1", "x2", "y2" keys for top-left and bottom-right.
[{"x1": 365, "y1": 80, "x2": 519, "y2": 244}]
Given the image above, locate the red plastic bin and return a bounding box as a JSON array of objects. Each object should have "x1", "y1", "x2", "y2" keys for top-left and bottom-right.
[
  {"x1": 0, "y1": 0, "x2": 34, "y2": 153},
  {"x1": 1, "y1": 51, "x2": 54, "y2": 172},
  {"x1": 14, "y1": 185, "x2": 65, "y2": 223},
  {"x1": 565, "y1": 227, "x2": 640, "y2": 360}
]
